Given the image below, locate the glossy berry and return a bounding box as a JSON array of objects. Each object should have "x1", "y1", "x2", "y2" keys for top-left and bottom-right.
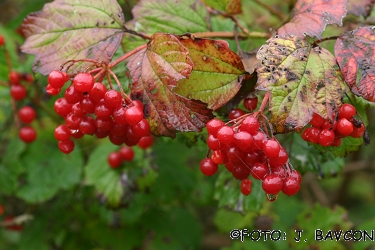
[
  {"x1": 234, "y1": 131, "x2": 253, "y2": 151},
  {"x1": 65, "y1": 113, "x2": 82, "y2": 130},
  {"x1": 252, "y1": 131, "x2": 266, "y2": 149},
  {"x1": 226, "y1": 146, "x2": 246, "y2": 164},
  {"x1": 19, "y1": 126, "x2": 37, "y2": 143},
  {"x1": 54, "y1": 124, "x2": 71, "y2": 141},
  {"x1": 232, "y1": 165, "x2": 251, "y2": 180},
  {"x1": 107, "y1": 152, "x2": 123, "y2": 168},
  {"x1": 138, "y1": 135, "x2": 153, "y2": 149},
  {"x1": 339, "y1": 104, "x2": 356, "y2": 119},
  {"x1": 54, "y1": 98, "x2": 72, "y2": 117},
  {"x1": 200, "y1": 158, "x2": 218, "y2": 176},
  {"x1": 206, "y1": 118, "x2": 225, "y2": 137},
  {"x1": 331, "y1": 137, "x2": 342, "y2": 147},
  {"x1": 350, "y1": 124, "x2": 365, "y2": 138},
  {"x1": 8, "y1": 71, "x2": 20, "y2": 85},
  {"x1": 125, "y1": 106, "x2": 143, "y2": 125},
  {"x1": 104, "y1": 90, "x2": 122, "y2": 108},
  {"x1": 10, "y1": 84, "x2": 27, "y2": 101},
  {"x1": 206, "y1": 134, "x2": 221, "y2": 150},
  {"x1": 244, "y1": 150, "x2": 262, "y2": 166},
  {"x1": 89, "y1": 82, "x2": 107, "y2": 102},
  {"x1": 262, "y1": 174, "x2": 283, "y2": 195},
  {"x1": 217, "y1": 126, "x2": 234, "y2": 144},
  {"x1": 282, "y1": 177, "x2": 300, "y2": 196},
  {"x1": 251, "y1": 162, "x2": 268, "y2": 180},
  {"x1": 112, "y1": 106, "x2": 128, "y2": 124},
  {"x1": 95, "y1": 100, "x2": 113, "y2": 118},
  {"x1": 131, "y1": 119, "x2": 150, "y2": 138},
  {"x1": 318, "y1": 129, "x2": 335, "y2": 146},
  {"x1": 46, "y1": 84, "x2": 61, "y2": 95},
  {"x1": 58, "y1": 140, "x2": 75, "y2": 154},
  {"x1": 79, "y1": 116, "x2": 96, "y2": 135},
  {"x1": 80, "y1": 95, "x2": 96, "y2": 114},
  {"x1": 310, "y1": 113, "x2": 325, "y2": 128},
  {"x1": 243, "y1": 96, "x2": 258, "y2": 111},
  {"x1": 18, "y1": 106, "x2": 36, "y2": 124},
  {"x1": 95, "y1": 117, "x2": 114, "y2": 131},
  {"x1": 337, "y1": 118, "x2": 353, "y2": 136},
  {"x1": 263, "y1": 139, "x2": 280, "y2": 158},
  {"x1": 64, "y1": 86, "x2": 83, "y2": 104},
  {"x1": 119, "y1": 146, "x2": 134, "y2": 161},
  {"x1": 228, "y1": 108, "x2": 245, "y2": 120},
  {"x1": 211, "y1": 150, "x2": 227, "y2": 165},
  {"x1": 239, "y1": 116, "x2": 259, "y2": 135},
  {"x1": 48, "y1": 70, "x2": 68, "y2": 89},
  {"x1": 302, "y1": 127, "x2": 320, "y2": 144},
  {"x1": 240, "y1": 179, "x2": 252, "y2": 196},
  {"x1": 269, "y1": 147, "x2": 288, "y2": 168},
  {"x1": 73, "y1": 73, "x2": 94, "y2": 92}
]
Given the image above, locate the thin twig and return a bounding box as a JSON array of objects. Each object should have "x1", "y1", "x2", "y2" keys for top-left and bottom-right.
[
  {"x1": 108, "y1": 69, "x2": 132, "y2": 104},
  {"x1": 109, "y1": 43, "x2": 147, "y2": 69},
  {"x1": 123, "y1": 26, "x2": 151, "y2": 40},
  {"x1": 193, "y1": 31, "x2": 270, "y2": 39},
  {"x1": 313, "y1": 36, "x2": 340, "y2": 46}
]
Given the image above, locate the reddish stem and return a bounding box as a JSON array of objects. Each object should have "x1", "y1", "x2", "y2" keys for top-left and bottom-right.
[
  {"x1": 108, "y1": 69, "x2": 132, "y2": 104},
  {"x1": 258, "y1": 92, "x2": 270, "y2": 114},
  {"x1": 11, "y1": 98, "x2": 21, "y2": 129},
  {"x1": 109, "y1": 44, "x2": 147, "y2": 69},
  {"x1": 3, "y1": 46, "x2": 12, "y2": 72}
]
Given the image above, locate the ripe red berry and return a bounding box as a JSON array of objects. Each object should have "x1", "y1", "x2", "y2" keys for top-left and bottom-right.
[
  {"x1": 132, "y1": 100, "x2": 144, "y2": 111},
  {"x1": 282, "y1": 177, "x2": 300, "y2": 196},
  {"x1": 48, "y1": 70, "x2": 68, "y2": 89},
  {"x1": 79, "y1": 116, "x2": 97, "y2": 135},
  {"x1": 331, "y1": 137, "x2": 342, "y2": 147},
  {"x1": 252, "y1": 131, "x2": 266, "y2": 149},
  {"x1": 54, "y1": 124, "x2": 71, "y2": 141},
  {"x1": 232, "y1": 164, "x2": 251, "y2": 180},
  {"x1": 244, "y1": 150, "x2": 262, "y2": 166},
  {"x1": 125, "y1": 106, "x2": 143, "y2": 125},
  {"x1": 73, "y1": 73, "x2": 94, "y2": 92},
  {"x1": 228, "y1": 108, "x2": 245, "y2": 120},
  {"x1": 239, "y1": 116, "x2": 260, "y2": 135},
  {"x1": 251, "y1": 162, "x2": 268, "y2": 180},
  {"x1": 211, "y1": 150, "x2": 227, "y2": 165},
  {"x1": 19, "y1": 126, "x2": 37, "y2": 143},
  {"x1": 65, "y1": 113, "x2": 82, "y2": 130},
  {"x1": 206, "y1": 118, "x2": 225, "y2": 136},
  {"x1": 302, "y1": 127, "x2": 320, "y2": 144},
  {"x1": 337, "y1": 118, "x2": 354, "y2": 136},
  {"x1": 108, "y1": 152, "x2": 123, "y2": 168},
  {"x1": 234, "y1": 131, "x2": 253, "y2": 151},
  {"x1": 104, "y1": 90, "x2": 122, "y2": 108},
  {"x1": 0, "y1": 35, "x2": 4, "y2": 46},
  {"x1": 109, "y1": 134, "x2": 125, "y2": 145},
  {"x1": 263, "y1": 139, "x2": 280, "y2": 158},
  {"x1": 18, "y1": 106, "x2": 36, "y2": 124},
  {"x1": 339, "y1": 104, "x2": 356, "y2": 119},
  {"x1": 119, "y1": 146, "x2": 134, "y2": 161},
  {"x1": 226, "y1": 145, "x2": 246, "y2": 164},
  {"x1": 243, "y1": 96, "x2": 258, "y2": 111},
  {"x1": 289, "y1": 170, "x2": 302, "y2": 183},
  {"x1": 310, "y1": 113, "x2": 325, "y2": 128},
  {"x1": 10, "y1": 84, "x2": 27, "y2": 101},
  {"x1": 112, "y1": 105, "x2": 128, "y2": 124},
  {"x1": 46, "y1": 84, "x2": 61, "y2": 95},
  {"x1": 200, "y1": 158, "x2": 218, "y2": 176},
  {"x1": 64, "y1": 85, "x2": 83, "y2": 104},
  {"x1": 217, "y1": 126, "x2": 234, "y2": 144},
  {"x1": 80, "y1": 95, "x2": 96, "y2": 114},
  {"x1": 54, "y1": 98, "x2": 72, "y2": 117},
  {"x1": 58, "y1": 140, "x2": 75, "y2": 154},
  {"x1": 131, "y1": 119, "x2": 150, "y2": 138},
  {"x1": 8, "y1": 71, "x2": 20, "y2": 85},
  {"x1": 318, "y1": 129, "x2": 335, "y2": 146},
  {"x1": 89, "y1": 82, "x2": 107, "y2": 103},
  {"x1": 350, "y1": 124, "x2": 365, "y2": 138},
  {"x1": 269, "y1": 147, "x2": 288, "y2": 168},
  {"x1": 262, "y1": 174, "x2": 283, "y2": 195},
  {"x1": 94, "y1": 100, "x2": 113, "y2": 118},
  {"x1": 138, "y1": 135, "x2": 154, "y2": 149},
  {"x1": 240, "y1": 179, "x2": 252, "y2": 196},
  {"x1": 206, "y1": 134, "x2": 221, "y2": 150}
]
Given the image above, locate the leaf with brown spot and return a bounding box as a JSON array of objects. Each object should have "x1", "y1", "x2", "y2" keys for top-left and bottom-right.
[
  {"x1": 278, "y1": 0, "x2": 347, "y2": 39},
  {"x1": 21, "y1": 0, "x2": 125, "y2": 76},
  {"x1": 173, "y1": 38, "x2": 246, "y2": 110},
  {"x1": 347, "y1": 0, "x2": 374, "y2": 18},
  {"x1": 127, "y1": 33, "x2": 212, "y2": 137},
  {"x1": 335, "y1": 26, "x2": 375, "y2": 102},
  {"x1": 256, "y1": 36, "x2": 345, "y2": 133},
  {"x1": 203, "y1": 0, "x2": 242, "y2": 15}
]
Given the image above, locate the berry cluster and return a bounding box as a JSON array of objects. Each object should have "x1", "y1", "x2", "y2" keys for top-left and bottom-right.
[
  {"x1": 107, "y1": 146, "x2": 135, "y2": 168},
  {"x1": 302, "y1": 104, "x2": 365, "y2": 147},
  {"x1": 200, "y1": 97, "x2": 301, "y2": 199},
  {"x1": 48, "y1": 70, "x2": 154, "y2": 158}
]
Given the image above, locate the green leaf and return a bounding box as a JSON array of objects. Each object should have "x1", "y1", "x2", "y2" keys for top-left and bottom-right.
[
  {"x1": 21, "y1": 0, "x2": 125, "y2": 76},
  {"x1": 17, "y1": 139, "x2": 83, "y2": 203},
  {"x1": 203, "y1": 0, "x2": 242, "y2": 15},
  {"x1": 313, "y1": 136, "x2": 363, "y2": 157},
  {"x1": 256, "y1": 36, "x2": 345, "y2": 133},
  {"x1": 127, "y1": 33, "x2": 213, "y2": 137},
  {"x1": 174, "y1": 38, "x2": 246, "y2": 110},
  {"x1": 84, "y1": 141, "x2": 123, "y2": 206}
]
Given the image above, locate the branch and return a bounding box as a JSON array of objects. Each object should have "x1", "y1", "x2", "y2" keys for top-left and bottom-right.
[
  {"x1": 109, "y1": 43, "x2": 147, "y2": 69},
  {"x1": 192, "y1": 31, "x2": 270, "y2": 39},
  {"x1": 313, "y1": 36, "x2": 340, "y2": 46}
]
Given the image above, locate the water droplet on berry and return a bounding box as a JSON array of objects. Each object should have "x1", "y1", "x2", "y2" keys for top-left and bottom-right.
[{"x1": 266, "y1": 193, "x2": 278, "y2": 202}]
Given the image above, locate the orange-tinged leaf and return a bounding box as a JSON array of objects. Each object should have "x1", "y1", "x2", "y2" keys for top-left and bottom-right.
[
  {"x1": 203, "y1": 0, "x2": 242, "y2": 15},
  {"x1": 127, "y1": 33, "x2": 212, "y2": 137},
  {"x1": 335, "y1": 26, "x2": 375, "y2": 102},
  {"x1": 21, "y1": 0, "x2": 125, "y2": 76},
  {"x1": 278, "y1": 0, "x2": 347, "y2": 39},
  {"x1": 256, "y1": 36, "x2": 345, "y2": 133}
]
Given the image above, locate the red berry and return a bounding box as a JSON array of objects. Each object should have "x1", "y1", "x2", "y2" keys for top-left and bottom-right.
[
  {"x1": 206, "y1": 134, "x2": 221, "y2": 150},
  {"x1": 108, "y1": 152, "x2": 123, "y2": 168},
  {"x1": 58, "y1": 140, "x2": 75, "y2": 154},
  {"x1": 269, "y1": 147, "x2": 288, "y2": 168},
  {"x1": 112, "y1": 105, "x2": 128, "y2": 124},
  {"x1": 65, "y1": 113, "x2": 82, "y2": 130},
  {"x1": 331, "y1": 137, "x2": 342, "y2": 147},
  {"x1": 132, "y1": 100, "x2": 144, "y2": 111},
  {"x1": 240, "y1": 179, "x2": 252, "y2": 196},
  {"x1": 104, "y1": 90, "x2": 122, "y2": 108},
  {"x1": 302, "y1": 127, "x2": 320, "y2": 144},
  {"x1": 206, "y1": 118, "x2": 225, "y2": 137},
  {"x1": 10, "y1": 84, "x2": 27, "y2": 101},
  {"x1": 71, "y1": 102, "x2": 86, "y2": 117},
  {"x1": 94, "y1": 100, "x2": 113, "y2": 118},
  {"x1": 243, "y1": 96, "x2": 258, "y2": 111},
  {"x1": 234, "y1": 131, "x2": 253, "y2": 151},
  {"x1": 125, "y1": 106, "x2": 143, "y2": 125},
  {"x1": 138, "y1": 135, "x2": 153, "y2": 149},
  {"x1": 217, "y1": 126, "x2": 234, "y2": 144},
  {"x1": 252, "y1": 131, "x2": 266, "y2": 149},
  {"x1": 19, "y1": 126, "x2": 37, "y2": 143},
  {"x1": 110, "y1": 123, "x2": 127, "y2": 136},
  {"x1": 211, "y1": 150, "x2": 227, "y2": 165},
  {"x1": 131, "y1": 119, "x2": 150, "y2": 138},
  {"x1": 119, "y1": 146, "x2": 134, "y2": 161},
  {"x1": 339, "y1": 104, "x2": 356, "y2": 119},
  {"x1": 54, "y1": 98, "x2": 72, "y2": 117},
  {"x1": 8, "y1": 71, "x2": 20, "y2": 85},
  {"x1": 89, "y1": 82, "x2": 107, "y2": 103},
  {"x1": 310, "y1": 113, "x2": 325, "y2": 128},
  {"x1": 200, "y1": 158, "x2": 218, "y2": 176},
  {"x1": 18, "y1": 106, "x2": 36, "y2": 124},
  {"x1": 282, "y1": 177, "x2": 300, "y2": 196},
  {"x1": 228, "y1": 108, "x2": 245, "y2": 120},
  {"x1": 350, "y1": 124, "x2": 365, "y2": 138},
  {"x1": 232, "y1": 164, "x2": 250, "y2": 180},
  {"x1": 251, "y1": 162, "x2": 268, "y2": 180},
  {"x1": 318, "y1": 129, "x2": 335, "y2": 146},
  {"x1": 225, "y1": 162, "x2": 234, "y2": 172},
  {"x1": 263, "y1": 139, "x2": 280, "y2": 158},
  {"x1": 244, "y1": 150, "x2": 262, "y2": 166},
  {"x1": 337, "y1": 118, "x2": 354, "y2": 136},
  {"x1": 226, "y1": 145, "x2": 246, "y2": 164},
  {"x1": 95, "y1": 117, "x2": 114, "y2": 131},
  {"x1": 73, "y1": 73, "x2": 94, "y2": 92},
  {"x1": 289, "y1": 170, "x2": 302, "y2": 183},
  {"x1": 64, "y1": 85, "x2": 83, "y2": 104},
  {"x1": 54, "y1": 124, "x2": 71, "y2": 141},
  {"x1": 262, "y1": 174, "x2": 283, "y2": 195},
  {"x1": 79, "y1": 116, "x2": 96, "y2": 135},
  {"x1": 239, "y1": 116, "x2": 259, "y2": 134},
  {"x1": 95, "y1": 129, "x2": 110, "y2": 139},
  {"x1": 109, "y1": 134, "x2": 125, "y2": 145},
  {"x1": 46, "y1": 84, "x2": 61, "y2": 95},
  {"x1": 0, "y1": 35, "x2": 4, "y2": 46},
  {"x1": 70, "y1": 130, "x2": 84, "y2": 139},
  {"x1": 80, "y1": 95, "x2": 97, "y2": 114},
  {"x1": 48, "y1": 70, "x2": 68, "y2": 89}
]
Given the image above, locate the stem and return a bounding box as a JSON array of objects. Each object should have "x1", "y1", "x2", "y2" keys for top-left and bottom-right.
[
  {"x1": 108, "y1": 69, "x2": 133, "y2": 104},
  {"x1": 313, "y1": 36, "x2": 340, "y2": 46},
  {"x1": 3, "y1": 45, "x2": 12, "y2": 72},
  {"x1": 0, "y1": 80, "x2": 9, "y2": 87},
  {"x1": 258, "y1": 92, "x2": 270, "y2": 114},
  {"x1": 89, "y1": 68, "x2": 103, "y2": 75},
  {"x1": 193, "y1": 31, "x2": 269, "y2": 39},
  {"x1": 123, "y1": 26, "x2": 151, "y2": 40},
  {"x1": 230, "y1": 16, "x2": 250, "y2": 35},
  {"x1": 11, "y1": 98, "x2": 21, "y2": 129},
  {"x1": 109, "y1": 44, "x2": 147, "y2": 69},
  {"x1": 93, "y1": 68, "x2": 106, "y2": 82},
  {"x1": 252, "y1": 0, "x2": 287, "y2": 21}
]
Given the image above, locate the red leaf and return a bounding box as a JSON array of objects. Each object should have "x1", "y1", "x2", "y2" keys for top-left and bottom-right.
[
  {"x1": 335, "y1": 26, "x2": 375, "y2": 101},
  {"x1": 127, "y1": 33, "x2": 213, "y2": 137},
  {"x1": 347, "y1": 0, "x2": 375, "y2": 18},
  {"x1": 278, "y1": 0, "x2": 347, "y2": 39}
]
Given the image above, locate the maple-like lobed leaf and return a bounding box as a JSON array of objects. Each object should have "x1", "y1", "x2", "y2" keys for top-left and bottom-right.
[
  {"x1": 335, "y1": 26, "x2": 375, "y2": 102},
  {"x1": 21, "y1": 0, "x2": 125, "y2": 76},
  {"x1": 127, "y1": 33, "x2": 212, "y2": 137},
  {"x1": 278, "y1": 0, "x2": 347, "y2": 39},
  {"x1": 203, "y1": 0, "x2": 242, "y2": 15},
  {"x1": 256, "y1": 36, "x2": 345, "y2": 133},
  {"x1": 174, "y1": 38, "x2": 246, "y2": 110},
  {"x1": 346, "y1": 0, "x2": 374, "y2": 18}
]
